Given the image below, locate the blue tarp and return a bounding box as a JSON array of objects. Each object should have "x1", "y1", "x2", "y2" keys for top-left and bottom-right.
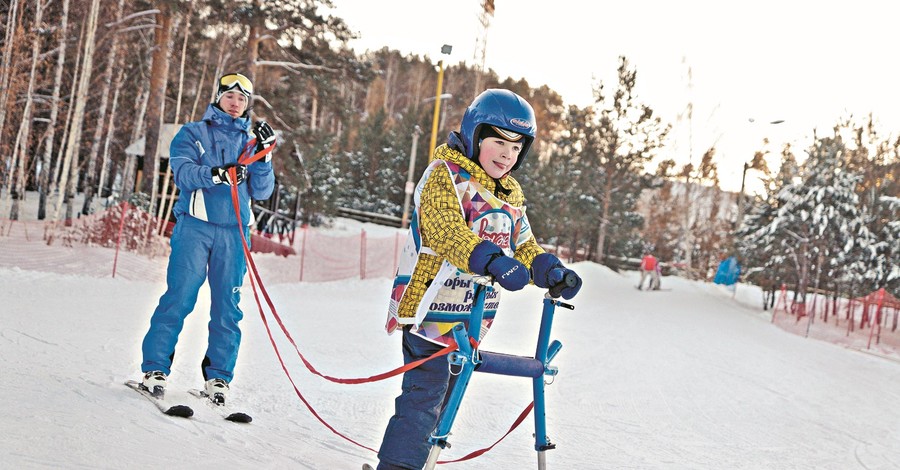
[{"x1": 714, "y1": 256, "x2": 741, "y2": 286}]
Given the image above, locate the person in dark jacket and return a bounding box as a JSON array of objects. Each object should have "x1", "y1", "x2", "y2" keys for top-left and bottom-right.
[{"x1": 138, "y1": 73, "x2": 276, "y2": 404}]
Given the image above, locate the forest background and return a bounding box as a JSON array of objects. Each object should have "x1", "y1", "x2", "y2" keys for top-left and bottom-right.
[{"x1": 0, "y1": 0, "x2": 897, "y2": 304}]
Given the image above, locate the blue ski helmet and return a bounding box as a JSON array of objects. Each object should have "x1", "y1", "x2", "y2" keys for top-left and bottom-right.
[{"x1": 459, "y1": 89, "x2": 536, "y2": 171}]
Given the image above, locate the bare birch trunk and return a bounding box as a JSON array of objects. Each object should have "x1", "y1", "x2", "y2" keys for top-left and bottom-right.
[
  {"x1": 7, "y1": 0, "x2": 45, "y2": 220},
  {"x1": 208, "y1": 44, "x2": 230, "y2": 104},
  {"x1": 82, "y1": 0, "x2": 126, "y2": 215},
  {"x1": 122, "y1": 85, "x2": 148, "y2": 200},
  {"x1": 50, "y1": 0, "x2": 100, "y2": 233},
  {"x1": 188, "y1": 44, "x2": 209, "y2": 122},
  {"x1": 0, "y1": 0, "x2": 20, "y2": 159},
  {"x1": 50, "y1": 20, "x2": 86, "y2": 199},
  {"x1": 98, "y1": 59, "x2": 125, "y2": 205},
  {"x1": 157, "y1": 3, "x2": 194, "y2": 235},
  {"x1": 38, "y1": 0, "x2": 71, "y2": 220}
]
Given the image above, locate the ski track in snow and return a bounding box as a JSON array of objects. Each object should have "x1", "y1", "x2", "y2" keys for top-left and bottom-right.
[{"x1": 1, "y1": 257, "x2": 899, "y2": 469}]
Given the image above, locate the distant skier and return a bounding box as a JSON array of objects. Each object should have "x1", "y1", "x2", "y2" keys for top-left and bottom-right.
[
  {"x1": 375, "y1": 89, "x2": 582, "y2": 470},
  {"x1": 137, "y1": 73, "x2": 276, "y2": 403},
  {"x1": 638, "y1": 251, "x2": 661, "y2": 290}
]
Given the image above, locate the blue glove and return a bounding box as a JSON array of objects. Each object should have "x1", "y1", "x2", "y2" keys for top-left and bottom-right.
[
  {"x1": 469, "y1": 241, "x2": 529, "y2": 291},
  {"x1": 531, "y1": 253, "x2": 582, "y2": 299}
]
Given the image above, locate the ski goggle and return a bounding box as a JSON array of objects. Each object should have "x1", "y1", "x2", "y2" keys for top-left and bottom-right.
[{"x1": 218, "y1": 73, "x2": 253, "y2": 96}]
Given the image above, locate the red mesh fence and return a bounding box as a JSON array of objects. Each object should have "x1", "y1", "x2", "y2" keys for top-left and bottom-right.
[
  {"x1": 771, "y1": 284, "x2": 900, "y2": 358},
  {"x1": 0, "y1": 204, "x2": 404, "y2": 285}
]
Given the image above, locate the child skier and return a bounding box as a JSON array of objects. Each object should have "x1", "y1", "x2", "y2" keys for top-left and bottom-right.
[{"x1": 375, "y1": 89, "x2": 582, "y2": 470}]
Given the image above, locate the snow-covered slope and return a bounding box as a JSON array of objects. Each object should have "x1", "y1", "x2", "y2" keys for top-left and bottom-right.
[{"x1": 2, "y1": 263, "x2": 899, "y2": 469}]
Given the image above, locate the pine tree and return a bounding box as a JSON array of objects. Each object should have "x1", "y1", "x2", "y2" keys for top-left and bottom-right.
[
  {"x1": 741, "y1": 130, "x2": 866, "y2": 305},
  {"x1": 572, "y1": 56, "x2": 668, "y2": 263}
]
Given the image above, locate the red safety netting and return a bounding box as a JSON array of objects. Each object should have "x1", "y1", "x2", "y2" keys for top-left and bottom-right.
[
  {"x1": 771, "y1": 284, "x2": 900, "y2": 358},
  {"x1": 0, "y1": 205, "x2": 405, "y2": 285}
]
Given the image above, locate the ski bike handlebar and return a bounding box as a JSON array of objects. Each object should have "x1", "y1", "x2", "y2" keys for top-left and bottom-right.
[
  {"x1": 474, "y1": 268, "x2": 578, "y2": 300},
  {"x1": 424, "y1": 274, "x2": 575, "y2": 469},
  {"x1": 547, "y1": 268, "x2": 578, "y2": 300}
]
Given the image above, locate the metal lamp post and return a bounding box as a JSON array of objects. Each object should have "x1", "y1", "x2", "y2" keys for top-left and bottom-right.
[
  {"x1": 736, "y1": 118, "x2": 785, "y2": 226},
  {"x1": 428, "y1": 45, "x2": 453, "y2": 158}
]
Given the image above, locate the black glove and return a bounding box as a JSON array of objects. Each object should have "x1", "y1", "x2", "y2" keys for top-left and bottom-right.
[
  {"x1": 211, "y1": 163, "x2": 247, "y2": 186},
  {"x1": 531, "y1": 253, "x2": 582, "y2": 299},
  {"x1": 468, "y1": 241, "x2": 530, "y2": 291},
  {"x1": 253, "y1": 121, "x2": 275, "y2": 161}
]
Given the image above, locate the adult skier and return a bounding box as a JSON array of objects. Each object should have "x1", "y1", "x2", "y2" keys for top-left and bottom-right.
[{"x1": 138, "y1": 72, "x2": 276, "y2": 404}]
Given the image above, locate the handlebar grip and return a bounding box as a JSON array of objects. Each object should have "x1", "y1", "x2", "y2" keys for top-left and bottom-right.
[{"x1": 547, "y1": 268, "x2": 576, "y2": 298}]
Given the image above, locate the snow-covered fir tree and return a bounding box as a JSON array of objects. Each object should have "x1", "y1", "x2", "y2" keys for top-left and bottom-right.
[{"x1": 740, "y1": 130, "x2": 870, "y2": 301}]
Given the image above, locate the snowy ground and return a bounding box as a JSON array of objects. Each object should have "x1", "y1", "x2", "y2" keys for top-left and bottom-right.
[{"x1": 2, "y1": 255, "x2": 900, "y2": 469}]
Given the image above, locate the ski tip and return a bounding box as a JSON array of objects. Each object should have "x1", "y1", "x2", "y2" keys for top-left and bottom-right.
[
  {"x1": 165, "y1": 405, "x2": 194, "y2": 418},
  {"x1": 225, "y1": 412, "x2": 252, "y2": 423},
  {"x1": 362, "y1": 464, "x2": 375, "y2": 470}
]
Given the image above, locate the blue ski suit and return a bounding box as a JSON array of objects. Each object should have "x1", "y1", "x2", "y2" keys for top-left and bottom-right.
[{"x1": 141, "y1": 104, "x2": 275, "y2": 383}]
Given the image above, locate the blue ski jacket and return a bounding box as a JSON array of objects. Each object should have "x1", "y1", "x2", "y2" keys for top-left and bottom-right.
[{"x1": 169, "y1": 104, "x2": 275, "y2": 226}]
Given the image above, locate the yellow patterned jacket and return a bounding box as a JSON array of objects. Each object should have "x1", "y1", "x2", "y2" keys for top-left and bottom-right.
[{"x1": 387, "y1": 143, "x2": 546, "y2": 343}]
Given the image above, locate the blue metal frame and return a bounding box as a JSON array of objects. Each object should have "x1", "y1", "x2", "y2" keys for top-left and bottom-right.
[{"x1": 425, "y1": 281, "x2": 573, "y2": 469}]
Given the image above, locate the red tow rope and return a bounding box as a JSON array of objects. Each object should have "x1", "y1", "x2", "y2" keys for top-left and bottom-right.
[
  {"x1": 439, "y1": 402, "x2": 534, "y2": 464},
  {"x1": 226, "y1": 140, "x2": 533, "y2": 459}
]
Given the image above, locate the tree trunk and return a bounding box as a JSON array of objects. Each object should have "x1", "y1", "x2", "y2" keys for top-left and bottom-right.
[
  {"x1": 7, "y1": 0, "x2": 45, "y2": 220},
  {"x1": 0, "y1": 0, "x2": 21, "y2": 159},
  {"x1": 188, "y1": 44, "x2": 210, "y2": 122},
  {"x1": 681, "y1": 178, "x2": 694, "y2": 276},
  {"x1": 156, "y1": 3, "x2": 194, "y2": 234},
  {"x1": 50, "y1": 19, "x2": 86, "y2": 205},
  {"x1": 122, "y1": 85, "x2": 148, "y2": 200},
  {"x1": 173, "y1": 2, "x2": 194, "y2": 124},
  {"x1": 38, "y1": 0, "x2": 71, "y2": 220},
  {"x1": 384, "y1": 55, "x2": 394, "y2": 114},
  {"x1": 141, "y1": 1, "x2": 173, "y2": 216},
  {"x1": 98, "y1": 58, "x2": 125, "y2": 202},
  {"x1": 311, "y1": 88, "x2": 318, "y2": 131},
  {"x1": 50, "y1": 0, "x2": 100, "y2": 229},
  {"x1": 796, "y1": 241, "x2": 810, "y2": 320},
  {"x1": 594, "y1": 177, "x2": 612, "y2": 264},
  {"x1": 246, "y1": 0, "x2": 263, "y2": 83},
  {"x1": 82, "y1": 0, "x2": 125, "y2": 215}
]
